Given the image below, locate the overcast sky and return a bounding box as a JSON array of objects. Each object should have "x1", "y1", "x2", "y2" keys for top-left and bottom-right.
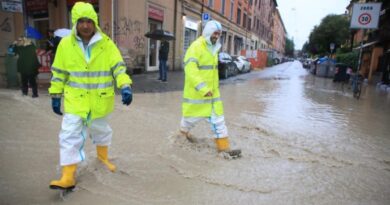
[{"x1": 277, "y1": 0, "x2": 351, "y2": 50}]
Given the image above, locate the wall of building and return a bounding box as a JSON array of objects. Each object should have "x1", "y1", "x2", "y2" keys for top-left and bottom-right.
[
  {"x1": 1, "y1": 0, "x2": 285, "y2": 87},
  {"x1": 272, "y1": 8, "x2": 285, "y2": 55},
  {"x1": 99, "y1": 0, "x2": 176, "y2": 73},
  {"x1": 0, "y1": 9, "x2": 23, "y2": 87}
]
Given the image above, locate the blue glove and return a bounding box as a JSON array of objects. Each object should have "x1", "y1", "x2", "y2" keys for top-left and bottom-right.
[
  {"x1": 121, "y1": 87, "x2": 133, "y2": 106},
  {"x1": 51, "y1": 97, "x2": 63, "y2": 115}
]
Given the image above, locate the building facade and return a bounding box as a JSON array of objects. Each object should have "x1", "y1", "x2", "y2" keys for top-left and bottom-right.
[
  {"x1": 272, "y1": 8, "x2": 286, "y2": 55},
  {"x1": 0, "y1": 0, "x2": 286, "y2": 87}
]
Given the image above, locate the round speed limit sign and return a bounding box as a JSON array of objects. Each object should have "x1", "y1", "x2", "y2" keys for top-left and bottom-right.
[{"x1": 358, "y1": 13, "x2": 371, "y2": 25}]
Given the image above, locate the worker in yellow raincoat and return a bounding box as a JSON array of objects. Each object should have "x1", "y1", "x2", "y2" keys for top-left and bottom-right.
[
  {"x1": 180, "y1": 20, "x2": 241, "y2": 157},
  {"x1": 49, "y1": 2, "x2": 133, "y2": 190}
]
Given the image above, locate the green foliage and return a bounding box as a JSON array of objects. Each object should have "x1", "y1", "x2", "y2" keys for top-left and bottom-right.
[
  {"x1": 306, "y1": 14, "x2": 350, "y2": 56},
  {"x1": 335, "y1": 51, "x2": 359, "y2": 71},
  {"x1": 267, "y1": 57, "x2": 274, "y2": 66},
  {"x1": 336, "y1": 46, "x2": 351, "y2": 54},
  {"x1": 285, "y1": 37, "x2": 295, "y2": 57}
]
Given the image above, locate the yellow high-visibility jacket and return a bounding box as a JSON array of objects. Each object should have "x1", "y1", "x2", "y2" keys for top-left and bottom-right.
[
  {"x1": 182, "y1": 36, "x2": 223, "y2": 117},
  {"x1": 48, "y1": 33, "x2": 132, "y2": 120}
]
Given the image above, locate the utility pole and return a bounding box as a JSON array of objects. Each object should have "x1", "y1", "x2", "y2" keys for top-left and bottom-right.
[
  {"x1": 200, "y1": 0, "x2": 204, "y2": 33},
  {"x1": 22, "y1": 0, "x2": 28, "y2": 32},
  {"x1": 172, "y1": 0, "x2": 178, "y2": 71}
]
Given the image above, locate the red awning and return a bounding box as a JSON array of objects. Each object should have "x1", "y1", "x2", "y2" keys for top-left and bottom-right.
[
  {"x1": 25, "y1": 0, "x2": 48, "y2": 13},
  {"x1": 148, "y1": 5, "x2": 164, "y2": 22}
]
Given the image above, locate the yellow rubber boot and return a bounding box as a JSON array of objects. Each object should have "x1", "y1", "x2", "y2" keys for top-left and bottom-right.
[
  {"x1": 215, "y1": 137, "x2": 242, "y2": 157},
  {"x1": 215, "y1": 137, "x2": 231, "y2": 152},
  {"x1": 50, "y1": 164, "x2": 77, "y2": 190},
  {"x1": 97, "y1": 146, "x2": 116, "y2": 172}
]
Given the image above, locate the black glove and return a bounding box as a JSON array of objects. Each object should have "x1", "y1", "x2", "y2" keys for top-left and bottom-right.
[
  {"x1": 51, "y1": 97, "x2": 63, "y2": 115},
  {"x1": 121, "y1": 87, "x2": 133, "y2": 106}
]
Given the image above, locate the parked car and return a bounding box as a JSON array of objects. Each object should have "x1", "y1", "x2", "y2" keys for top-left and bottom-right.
[
  {"x1": 232, "y1": 55, "x2": 251, "y2": 73},
  {"x1": 302, "y1": 58, "x2": 312, "y2": 69},
  {"x1": 218, "y1": 52, "x2": 237, "y2": 79}
]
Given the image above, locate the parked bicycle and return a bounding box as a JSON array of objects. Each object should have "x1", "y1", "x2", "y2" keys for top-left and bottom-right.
[{"x1": 351, "y1": 73, "x2": 363, "y2": 99}]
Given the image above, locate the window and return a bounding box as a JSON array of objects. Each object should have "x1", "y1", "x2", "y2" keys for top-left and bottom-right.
[
  {"x1": 208, "y1": 0, "x2": 213, "y2": 8},
  {"x1": 230, "y1": 0, "x2": 234, "y2": 20},
  {"x1": 228, "y1": 35, "x2": 232, "y2": 53},
  {"x1": 243, "y1": 13, "x2": 247, "y2": 28},
  {"x1": 221, "y1": 0, "x2": 225, "y2": 15},
  {"x1": 184, "y1": 28, "x2": 197, "y2": 54},
  {"x1": 221, "y1": 31, "x2": 227, "y2": 46},
  {"x1": 248, "y1": 18, "x2": 251, "y2": 31},
  {"x1": 236, "y1": 8, "x2": 241, "y2": 24}
]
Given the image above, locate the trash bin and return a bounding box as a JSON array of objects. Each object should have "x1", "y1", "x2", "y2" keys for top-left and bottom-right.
[
  {"x1": 316, "y1": 59, "x2": 335, "y2": 78},
  {"x1": 5, "y1": 54, "x2": 19, "y2": 88}
]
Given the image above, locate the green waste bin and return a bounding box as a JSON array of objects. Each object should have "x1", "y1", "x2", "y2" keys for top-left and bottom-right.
[{"x1": 5, "y1": 54, "x2": 19, "y2": 88}]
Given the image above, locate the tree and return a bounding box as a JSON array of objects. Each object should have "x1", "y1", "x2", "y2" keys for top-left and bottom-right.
[
  {"x1": 306, "y1": 14, "x2": 349, "y2": 56},
  {"x1": 285, "y1": 37, "x2": 295, "y2": 57}
]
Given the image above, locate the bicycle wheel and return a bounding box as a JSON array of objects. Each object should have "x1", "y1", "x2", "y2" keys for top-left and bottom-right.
[{"x1": 355, "y1": 81, "x2": 362, "y2": 99}]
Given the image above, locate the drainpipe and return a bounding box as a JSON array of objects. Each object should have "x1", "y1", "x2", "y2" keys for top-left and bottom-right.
[
  {"x1": 350, "y1": 30, "x2": 355, "y2": 52},
  {"x1": 200, "y1": 0, "x2": 204, "y2": 33},
  {"x1": 22, "y1": 0, "x2": 28, "y2": 33},
  {"x1": 173, "y1": 0, "x2": 178, "y2": 71},
  {"x1": 111, "y1": 0, "x2": 114, "y2": 40}
]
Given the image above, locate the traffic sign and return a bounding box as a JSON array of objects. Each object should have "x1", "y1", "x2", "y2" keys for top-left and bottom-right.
[
  {"x1": 1, "y1": 1, "x2": 23, "y2": 13},
  {"x1": 202, "y1": 13, "x2": 210, "y2": 21},
  {"x1": 358, "y1": 13, "x2": 371, "y2": 25},
  {"x1": 350, "y1": 3, "x2": 381, "y2": 29}
]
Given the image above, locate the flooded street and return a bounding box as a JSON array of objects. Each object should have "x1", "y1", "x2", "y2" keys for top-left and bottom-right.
[
  {"x1": 0, "y1": 61, "x2": 389, "y2": 204},
  {"x1": 220, "y1": 61, "x2": 390, "y2": 204}
]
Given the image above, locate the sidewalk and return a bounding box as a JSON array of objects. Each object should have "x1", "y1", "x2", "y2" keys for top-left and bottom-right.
[
  {"x1": 130, "y1": 70, "x2": 184, "y2": 93},
  {"x1": 37, "y1": 70, "x2": 185, "y2": 94}
]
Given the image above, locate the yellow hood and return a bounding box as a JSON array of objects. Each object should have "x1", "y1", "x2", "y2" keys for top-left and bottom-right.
[{"x1": 71, "y1": 2, "x2": 101, "y2": 32}]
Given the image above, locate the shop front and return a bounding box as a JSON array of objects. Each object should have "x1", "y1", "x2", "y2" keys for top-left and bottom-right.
[{"x1": 146, "y1": 4, "x2": 164, "y2": 72}]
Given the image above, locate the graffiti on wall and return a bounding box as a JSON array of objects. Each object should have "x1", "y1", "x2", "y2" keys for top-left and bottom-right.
[
  {"x1": 1, "y1": 12, "x2": 15, "y2": 57},
  {"x1": 133, "y1": 36, "x2": 145, "y2": 50},
  {"x1": 0, "y1": 17, "x2": 11, "y2": 32},
  {"x1": 102, "y1": 17, "x2": 146, "y2": 69},
  {"x1": 102, "y1": 22, "x2": 111, "y2": 37},
  {"x1": 115, "y1": 17, "x2": 145, "y2": 50},
  {"x1": 116, "y1": 17, "x2": 141, "y2": 35}
]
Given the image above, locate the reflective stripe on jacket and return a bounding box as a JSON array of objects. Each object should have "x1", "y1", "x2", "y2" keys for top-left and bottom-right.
[
  {"x1": 182, "y1": 36, "x2": 223, "y2": 117},
  {"x1": 48, "y1": 33, "x2": 132, "y2": 120}
]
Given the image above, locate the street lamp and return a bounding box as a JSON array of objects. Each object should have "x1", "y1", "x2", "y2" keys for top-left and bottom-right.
[{"x1": 330, "y1": 43, "x2": 335, "y2": 58}]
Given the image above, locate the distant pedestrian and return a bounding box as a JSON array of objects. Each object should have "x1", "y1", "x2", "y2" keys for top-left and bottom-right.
[
  {"x1": 46, "y1": 29, "x2": 62, "y2": 64},
  {"x1": 346, "y1": 67, "x2": 353, "y2": 82},
  {"x1": 179, "y1": 20, "x2": 241, "y2": 158},
  {"x1": 46, "y1": 29, "x2": 55, "y2": 52},
  {"x1": 13, "y1": 36, "x2": 41, "y2": 98},
  {"x1": 158, "y1": 40, "x2": 169, "y2": 82}
]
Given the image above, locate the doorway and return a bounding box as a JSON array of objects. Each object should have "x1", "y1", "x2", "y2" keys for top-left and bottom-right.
[
  {"x1": 147, "y1": 19, "x2": 162, "y2": 71},
  {"x1": 33, "y1": 18, "x2": 49, "y2": 49}
]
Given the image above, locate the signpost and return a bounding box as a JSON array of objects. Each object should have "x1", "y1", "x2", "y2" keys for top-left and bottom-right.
[
  {"x1": 202, "y1": 12, "x2": 210, "y2": 22},
  {"x1": 329, "y1": 42, "x2": 335, "y2": 59},
  {"x1": 201, "y1": 12, "x2": 210, "y2": 28},
  {"x1": 350, "y1": 3, "x2": 381, "y2": 29},
  {"x1": 350, "y1": 2, "x2": 382, "y2": 88}
]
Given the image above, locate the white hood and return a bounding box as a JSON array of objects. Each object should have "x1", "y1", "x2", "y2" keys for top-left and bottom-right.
[{"x1": 202, "y1": 20, "x2": 222, "y2": 55}]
